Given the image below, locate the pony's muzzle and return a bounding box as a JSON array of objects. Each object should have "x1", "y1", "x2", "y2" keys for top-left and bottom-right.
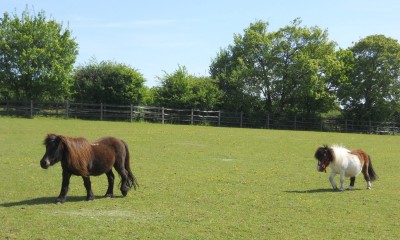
[
  {"x1": 40, "y1": 158, "x2": 50, "y2": 169},
  {"x1": 317, "y1": 165, "x2": 325, "y2": 172}
]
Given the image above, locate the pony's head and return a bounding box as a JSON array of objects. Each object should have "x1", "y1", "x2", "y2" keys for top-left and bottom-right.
[
  {"x1": 314, "y1": 145, "x2": 334, "y2": 172},
  {"x1": 40, "y1": 134, "x2": 64, "y2": 169}
]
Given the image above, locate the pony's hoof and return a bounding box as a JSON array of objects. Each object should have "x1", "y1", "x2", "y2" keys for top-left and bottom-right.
[
  {"x1": 86, "y1": 196, "x2": 94, "y2": 201},
  {"x1": 347, "y1": 186, "x2": 353, "y2": 190},
  {"x1": 105, "y1": 194, "x2": 114, "y2": 198},
  {"x1": 367, "y1": 187, "x2": 371, "y2": 190}
]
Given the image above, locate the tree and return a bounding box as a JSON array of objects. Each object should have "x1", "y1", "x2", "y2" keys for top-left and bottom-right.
[
  {"x1": 271, "y1": 19, "x2": 339, "y2": 116},
  {"x1": 140, "y1": 86, "x2": 157, "y2": 106},
  {"x1": 154, "y1": 66, "x2": 221, "y2": 109},
  {"x1": 210, "y1": 32, "x2": 266, "y2": 114},
  {"x1": 210, "y1": 19, "x2": 340, "y2": 117},
  {"x1": 336, "y1": 35, "x2": 400, "y2": 122},
  {"x1": 154, "y1": 66, "x2": 191, "y2": 108},
  {"x1": 0, "y1": 8, "x2": 78, "y2": 101},
  {"x1": 189, "y1": 76, "x2": 221, "y2": 110},
  {"x1": 72, "y1": 60, "x2": 145, "y2": 105}
]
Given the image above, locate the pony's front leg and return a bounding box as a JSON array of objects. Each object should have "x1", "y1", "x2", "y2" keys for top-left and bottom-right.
[
  {"x1": 339, "y1": 172, "x2": 345, "y2": 191},
  {"x1": 329, "y1": 172, "x2": 338, "y2": 190},
  {"x1": 82, "y1": 176, "x2": 94, "y2": 201},
  {"x1": 57, "y1": 170, "x2": 71, "y2": 204}
]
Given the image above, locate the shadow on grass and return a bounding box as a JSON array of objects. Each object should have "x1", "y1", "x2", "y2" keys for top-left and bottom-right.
[
  {"x1": 285, "y1": 188, "x2": 362, "y2": 194},
  {"x1": 0, "y1": 195, "x2": 125, "y2": 207},
  {"x1": 285, "y1": 188, "x2": 334, "y2": 194}
]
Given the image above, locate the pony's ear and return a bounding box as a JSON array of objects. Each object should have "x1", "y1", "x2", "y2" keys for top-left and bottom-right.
[
  {"x1": 44, "y1": 133, "x2": 59, "y2": 145},
  {"x1": 323, "y1": 145, "x2": 331, "y2": 155},
  {"x1": 51, "y1": 134, "x2": 65, "y2": 151}
]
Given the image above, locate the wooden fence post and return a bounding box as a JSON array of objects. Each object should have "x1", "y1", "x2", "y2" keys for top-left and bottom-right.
[
  {"x1": 30, "y1": 100, "x2": 33, "y2": 118},
  {"x1": 130, "y1": 104, "x2": 133, "y2": 122},
  {"x1": 320, "y1": 118, "x2": 323, "y2": 131},
  {"x1": 218, "y1": 111, "x2": 221, "y2": 127},
  {"x1": 66, "y1": 101, "x2": 69, "y2": 119},
  {"x1": 240, "y1": 111, "x2": 243, "y2": 128},
  {"x1": 191, "y1": 109, "x2": 194, "y2": 125},
  {"x1": 369, "y1": 120, "x2": 372, "y2": 133},
  {"x1": 100, "y1": 103, "x2": 103, "y2": 120},
  {"x1": 162, "y1": 107, "x2": 165, "y2": 124}
]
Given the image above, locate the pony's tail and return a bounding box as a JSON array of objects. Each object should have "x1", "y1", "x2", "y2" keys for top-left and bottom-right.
[
  {"x1": 123, "y1": 140, "x2": 139, "y2": 190},
  {"x1": 368, "y1": 155, "x2": 378, "y2": 181}
]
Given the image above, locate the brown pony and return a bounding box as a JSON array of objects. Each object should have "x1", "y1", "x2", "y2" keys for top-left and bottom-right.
[{"x1": 40, "y1": 134, "x2": 139, "y2": 203}]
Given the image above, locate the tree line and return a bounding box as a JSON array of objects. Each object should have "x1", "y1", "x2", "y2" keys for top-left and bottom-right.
[{"x1": 1, "y1": 9, "x2": 400, "y2": 122}]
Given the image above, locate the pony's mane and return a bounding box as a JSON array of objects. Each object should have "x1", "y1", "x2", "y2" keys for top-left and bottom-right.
[
  {"x1": 331, "y1": 144, "x2": 347, "y2": 149},
  {"x1": 329, "y1": 144, "x2": 351, "y2": 162},
  {"x1": 331, "y1": 144, "x2": 350, "y2": 153},
  {"x1": 60, "y1": 136, "x2": 92, "y2": 176}
]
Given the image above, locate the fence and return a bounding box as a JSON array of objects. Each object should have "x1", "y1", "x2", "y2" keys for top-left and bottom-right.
[{"x1": 0, "y1": 100, "x2": 399, "y2": 134}]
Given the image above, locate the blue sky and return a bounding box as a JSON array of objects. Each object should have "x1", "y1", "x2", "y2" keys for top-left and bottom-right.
[{"x1": 2, "y1": 0, "x2": 400, "y2": 87}]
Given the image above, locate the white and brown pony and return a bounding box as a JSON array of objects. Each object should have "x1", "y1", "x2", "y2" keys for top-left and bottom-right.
[{"x1": 314, "y1": 145, "x2": 377, "y2": 191}]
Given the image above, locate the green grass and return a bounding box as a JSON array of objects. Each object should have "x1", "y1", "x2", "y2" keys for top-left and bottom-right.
[{"x1": 0, "y1": 117, "x2": 400, "y2": 239}]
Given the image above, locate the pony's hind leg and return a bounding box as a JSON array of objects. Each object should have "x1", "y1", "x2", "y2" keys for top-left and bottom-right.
[
  {"x1": 362, "y1": 165, "x2": 372, "y2": 189},
  {"x1": 82, "y1": 176, "x2": 94, "y2": 201},
  {"x1": 347, "y1": 177, "x2": 356, "y2": 190},
  {"x1": 105, "y1": 170, "x2": 115, "y2": 198}
]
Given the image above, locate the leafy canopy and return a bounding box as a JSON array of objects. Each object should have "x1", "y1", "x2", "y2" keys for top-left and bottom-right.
[
  {"x1": 72, "y1": 59, "x2": 146, "y2": 105},
  {"x1": 0, "y1": 8, "x2": 78, "y2": 101},
  {"x1": 210, "y1": 19, "x2": 340, "y2": 117},
  {"x1": 335, "y1": 35, "x2": 400, "y2": 121},
  {"x1": 154, "y1": 66, "x2": 221, "y2": 110}
]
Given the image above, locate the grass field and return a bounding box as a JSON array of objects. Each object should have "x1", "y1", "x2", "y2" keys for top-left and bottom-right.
[{"x1": 0, "y1": 117, "x2": 399, "y2": 239}]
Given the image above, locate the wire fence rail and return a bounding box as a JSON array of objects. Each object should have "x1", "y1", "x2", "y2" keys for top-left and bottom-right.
[{"x1": 1, "y1": 100, "x2": 399, "y2": 135}]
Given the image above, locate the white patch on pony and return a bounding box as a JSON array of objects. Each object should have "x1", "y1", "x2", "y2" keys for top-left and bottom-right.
[
  {"x1": 91, "y1": 143, "x2": 99, "y2": 146},
  {"x1": 367, "y1": 181, "x2": 372, "y2": 189},
  {"x1": 330, "y1": 146, "x2": 362, "y2": 174}
]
